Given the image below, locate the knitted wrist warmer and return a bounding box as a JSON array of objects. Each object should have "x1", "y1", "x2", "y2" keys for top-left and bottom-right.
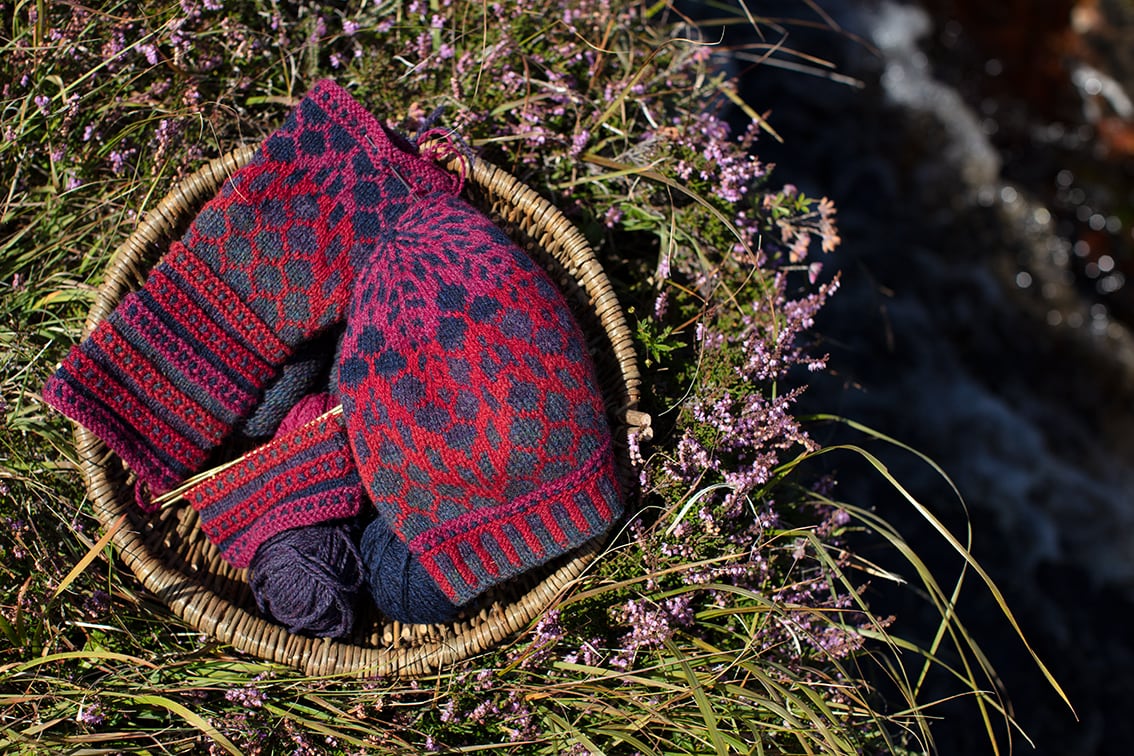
[
  {"x1": 43, "y1": 80, "x2": 460, "y2": 505},
  {"x1": 338, "y1": 194, "x2": 623, "y2": 606},
  {"x1": 183, "y1": 393, "x2": 362, "y2": 568},
  {"x1": 43, "y1": 245, "x2": 289, "y2": 504}
]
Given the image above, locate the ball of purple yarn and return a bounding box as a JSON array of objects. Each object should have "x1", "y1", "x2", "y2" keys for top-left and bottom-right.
[
  {"x1": 247, "y1": 391, "x2": 363, "y2": 638},
  {"x1": 360, "y1": 516, "x2": 460, "y2": 625},
  {"x1": 249, "y1": 523, "x2": 364, "y2": 638}
]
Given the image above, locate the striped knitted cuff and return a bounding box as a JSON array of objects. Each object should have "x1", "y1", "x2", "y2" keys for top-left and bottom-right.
[
  {"x1": 184, "y1": 410, "x2": 361, "y2": 569},
  {"x1": 43, "y1": 242, "x2": 289, "y2": 507},
  {"x1": 409, "y1": 440, "x2": 623, "y2": 606}
]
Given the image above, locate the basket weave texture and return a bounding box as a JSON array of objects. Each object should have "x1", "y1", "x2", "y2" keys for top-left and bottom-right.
[{"x1": 72, "y1": 144, "x2": 650, "y2": 677}]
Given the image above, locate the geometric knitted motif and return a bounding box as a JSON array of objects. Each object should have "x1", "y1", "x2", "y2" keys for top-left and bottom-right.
[
  {"x1": 338, "y1": 193, "x2": 623, "y2": 606},
  {"x1": 180, "y1": 79, "x2": 460, "y2": 344},
  {"x1": 42, "y1": 80, "x2": 460, "y2": 504},
  {"x1": 183, "y1": 393, "x2": 361, "y2": 569}
]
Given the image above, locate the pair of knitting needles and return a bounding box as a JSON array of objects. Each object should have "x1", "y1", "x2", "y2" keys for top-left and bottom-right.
[{"x1": 151, "y1": 405, "x2": 345, "y2": 510}]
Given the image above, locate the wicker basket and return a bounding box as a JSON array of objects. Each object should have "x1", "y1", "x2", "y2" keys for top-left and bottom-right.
[{"x1": 72, "y1": 144, "x2": 651, "y2": 677}]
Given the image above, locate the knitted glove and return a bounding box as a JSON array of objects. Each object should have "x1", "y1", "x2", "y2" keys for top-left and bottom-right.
[
  {"x1": 337, "y1": 194, "x2": 623, "y2": 607},
  {"x1": 42, "y1": 80, "x2": 460, "y2": 507}
]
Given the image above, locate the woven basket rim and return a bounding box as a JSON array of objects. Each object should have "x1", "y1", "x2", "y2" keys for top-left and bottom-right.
[{"x1": 73, "y1": 144, "x2": 651, "y2": 677}]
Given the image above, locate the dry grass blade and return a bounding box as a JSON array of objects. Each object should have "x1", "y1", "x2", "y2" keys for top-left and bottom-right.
[
  {"x1": 119, "y1": 694, "x2": 242, "y2": 756},
  {"x1": 48, "y1": 513, "x2": 125, "y2": 604}
]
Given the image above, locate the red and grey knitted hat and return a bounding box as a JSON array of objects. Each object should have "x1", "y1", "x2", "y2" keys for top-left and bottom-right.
[{"x1": 337, "y1": 192, "x2": 623, "y2": 606}]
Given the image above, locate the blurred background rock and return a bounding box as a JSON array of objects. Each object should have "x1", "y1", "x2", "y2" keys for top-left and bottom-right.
[{"x1": 717, "y1": 0, "x2": 1134, "y2": 752}]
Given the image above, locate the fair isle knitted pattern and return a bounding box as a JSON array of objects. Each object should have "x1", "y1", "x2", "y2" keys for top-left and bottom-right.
[
  {"x1": 42, "y1": 80, "x2": 460, "y2": 506},
  {"x1": 338, "y1": 194, "x2": 623, "y2": 606},
  {"x1": 184, "y1": 394, "x2": 362, "y2": 569},
  {"x1": 43, "y1": 246, "x2": 288, "y2": 504}
]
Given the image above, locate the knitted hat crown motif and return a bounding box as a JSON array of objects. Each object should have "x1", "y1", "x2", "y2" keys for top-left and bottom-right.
[{"x1": 338, "y1": 195, "x2": 623, "y2": 605}]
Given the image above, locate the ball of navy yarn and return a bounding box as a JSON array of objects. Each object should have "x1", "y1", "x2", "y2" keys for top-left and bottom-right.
[
  {"x1": 360, "y1": 516, "x2": 460, "y2": 625},
  {"x1": 249, "y1": 523, "x2": 364, "y2": 638},
  {"x1": 248, "y1": 391, "x2": 360, "y2": 638}
]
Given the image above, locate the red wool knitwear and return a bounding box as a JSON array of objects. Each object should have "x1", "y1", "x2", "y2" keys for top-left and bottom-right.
[
  {"x1": 183, "y1": 393, "x2": 361, "y2": 568},
  {"x1": 42, "y1": 80, "x2": 459, "y2": 507},
  {"x1": 337, "y1": 195, "x2": 623, "y2": 606}
]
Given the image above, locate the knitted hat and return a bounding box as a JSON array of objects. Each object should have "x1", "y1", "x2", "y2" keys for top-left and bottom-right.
[
  {"x1": 337, "y1": 193, "x2": 623, "y2": 606},
  {"x1": 42, "y1": 80, "x2": 459, "y2": 505},
  {"x1": 184, "y1": 393, "x2": 361, "y2": 568}
]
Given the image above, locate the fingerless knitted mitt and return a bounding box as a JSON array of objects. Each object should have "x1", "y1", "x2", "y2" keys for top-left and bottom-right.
[
  {"x1": 184, "y1": 391, "x2": 459, "y2": 625},
  {"x1": 337, "y1": 194, "x2": 623, "y2": 607},
  {"x1": 42, "y1": 80, "x2": 459, "y2": 507},
  {"x1": 183, "y1": 393, "x2": 360, "y2": 569}
]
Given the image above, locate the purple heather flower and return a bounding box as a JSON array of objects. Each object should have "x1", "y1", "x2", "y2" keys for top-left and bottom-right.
[
  {"x1": 415, "y1": 31, "x2": 432, "y2": 59},
  {"x1": 139, "y1": 43, "x2": 160, "y2": 65},
  {"x1": 108, "y1": 148, "x2": 135, "y2": 175},
  {"x1": 76, "y1": 701, "x2": 105, "y2": 726},
  {"x1": 34, "y1": 94, "x2": 50, "y2": 114},
  {"x1": 569, "y1": 130, "x2": 590, "y2": 157},
  {"x1": 533, "y1": 609, "x2": 563, "y2": 644},
  {"x1": 152, "y1": 118, "x2": 181, "y2": 158},
  {"x1": 82, "y1": 589, "x2": 110, "y2": 617},
  {"x1": 224, "y1": 684, "x2": 265, "y2": 709},
  {"x1": 467, "y1": 697, "x2": 501, "y2": 725}
]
